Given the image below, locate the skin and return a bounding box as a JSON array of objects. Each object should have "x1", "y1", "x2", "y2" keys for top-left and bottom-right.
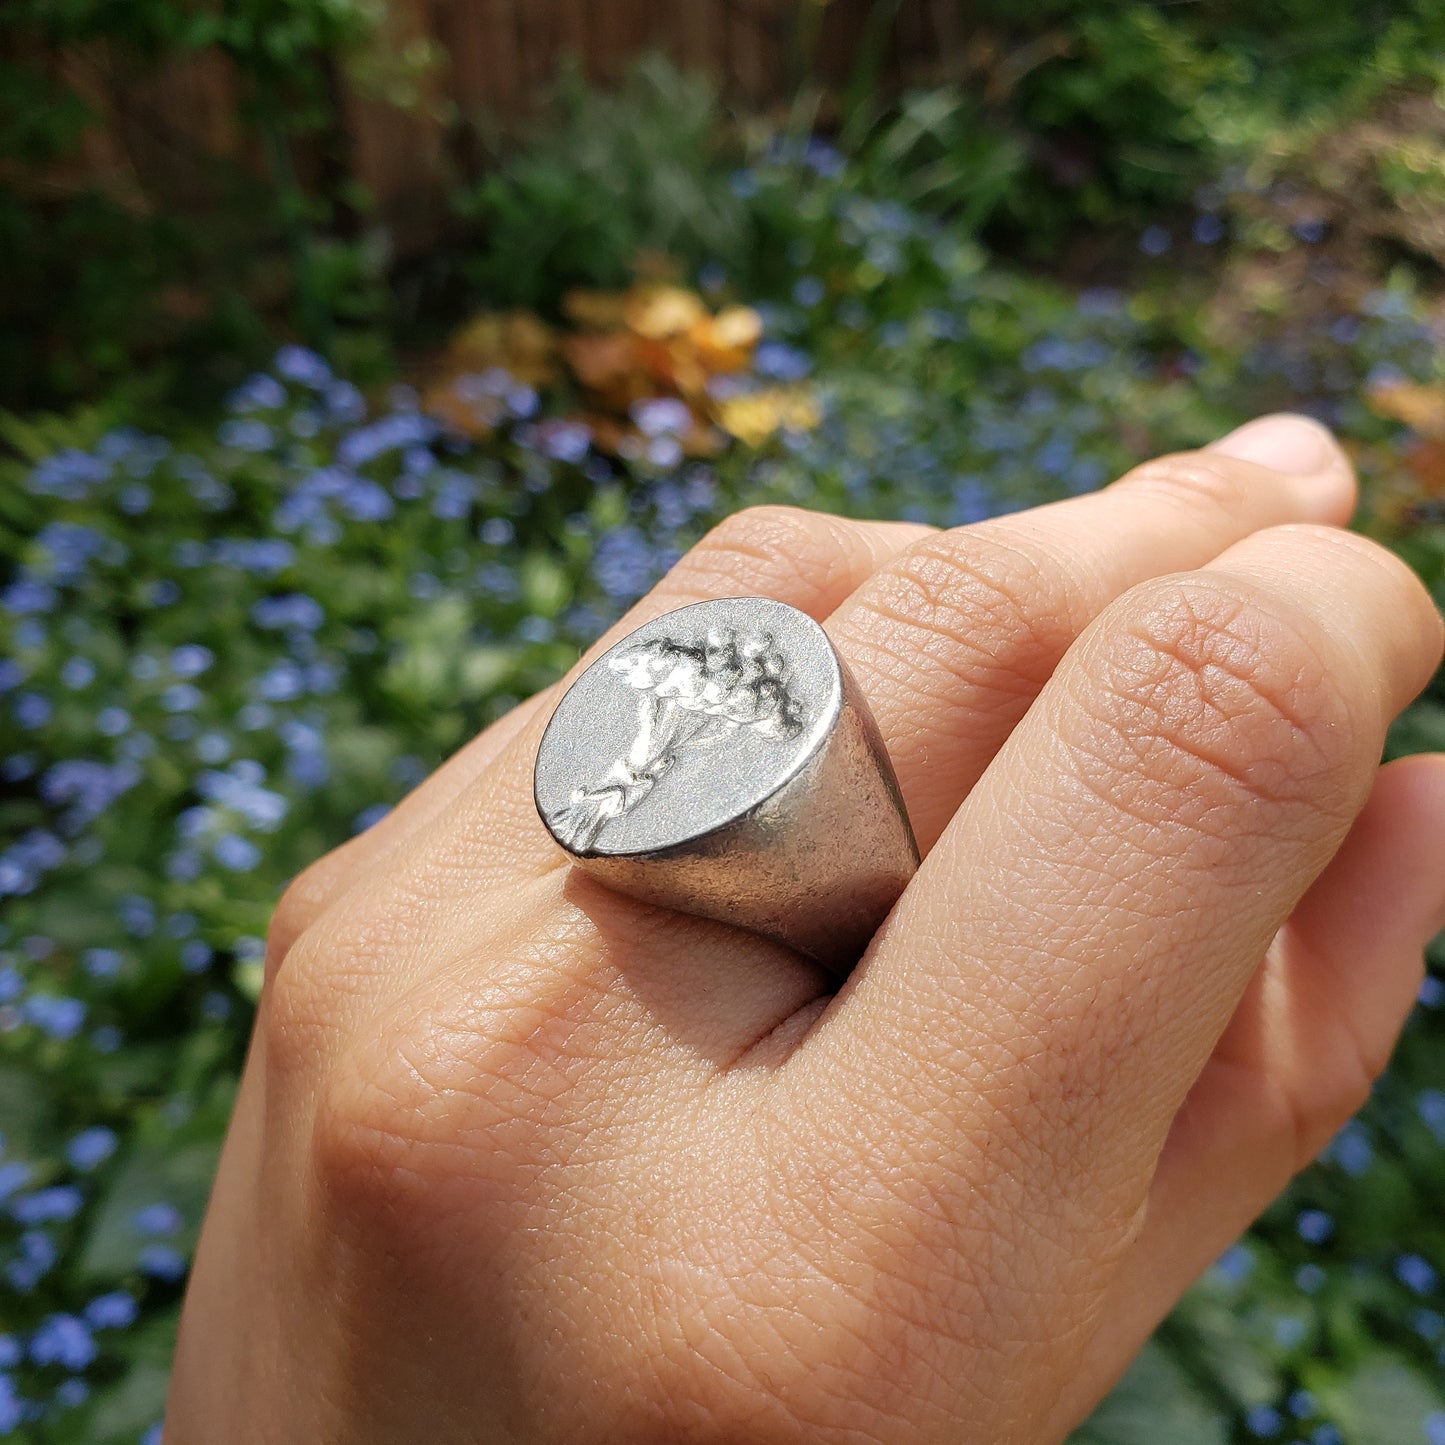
[{"x1": 167, "y1": 413, "x2": 1445, "y2": 1444}]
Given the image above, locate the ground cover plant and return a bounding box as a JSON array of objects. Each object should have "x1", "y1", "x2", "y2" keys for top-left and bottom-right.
[{"x1": 3, "y1": 37, "x2": 1445, "y2": 1445}]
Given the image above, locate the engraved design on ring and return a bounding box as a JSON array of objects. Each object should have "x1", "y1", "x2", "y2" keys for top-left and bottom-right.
[{"x1": 534, "y1": 596, "x2": 919, "y2": 972}]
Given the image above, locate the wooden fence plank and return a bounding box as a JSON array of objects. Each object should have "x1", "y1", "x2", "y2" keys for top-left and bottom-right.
[{"x1": 36, "y1": 2, "x2": 985, "y2": 240}]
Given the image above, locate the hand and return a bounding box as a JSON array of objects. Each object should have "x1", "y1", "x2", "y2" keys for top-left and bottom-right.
[{"x1": 167, "y1": 414, "x2": 1445, "y2": 1444}]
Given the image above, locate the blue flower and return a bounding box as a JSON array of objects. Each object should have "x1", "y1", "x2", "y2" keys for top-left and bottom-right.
[
  {"x1": 2, "y1": 577, "x2": 58, "y2": 615},
  {"x1": 630, "y1": 397, "x2": 693, "y2": 438},
  {"x1": 228, "y1": 372, "x2": 288, "y2": 412},
  {"x1": 84, "y1": 1290, "x2": 139, "y2": 1330},
  {"x1": 534, "y1": 419, "x2": 592, "y2": 464},
  {"x1": 645, "y1": 436, "x2": 684, "y2": 469},
  {"x1": 593, "y1": 527, "x2": 661, "y2": 602},
  {"x1": 57, "y1": 1378, "x2": 90, "y2": 1409},
  {"x1": 431, "y1": 472, "x2": 477, "y2": 520},
  {"x1": 353, "y1": 803, "x2": 390, "y2": 833},
  {"x1": 41, "y1": 758, "x2": 141, "y2": 829},
  {"x1": 792, "y1": 276, "x2": 825, "y2": 308},
  {"x1": 1420, "y1": 1089, "x2": 1445, "y2": 1144},
  {"x1": 180, "y1": 939, "x2": 213, "y2": 973},
  {"x1": 1212, "y1": 1242, "x2": 1254, "y2": 1285},
  {"x1": 27, "y1": 448, "x2": 109, "y2": 500},
  {"x1": 133, "y1": 1201, "x2": 183, "y2": 1237},
  {"x1": 1245, "y1": 1403, "x2": 1282, "y2": 1438},
  {"x1": 1139, "y1": 224, "x2": 1172, "y2": 256},
  {"x1": 0, "y1": 1162, "x2": 34, "y2": 1203},
  {"x1": 7, "y1": 1229, "x2": 59, "y2": 1290},
  {"x1": 171, "y1": 644, "x2": 216, "y2": 678},
  {"x1": 29, "y1": 1314, "x2": 97, "y2": 1370},
  {"x1": 11, "y1": 1185, "x2": 84, "y2": 1224},
  {"x1": 91, "y1": 1025, "x2": 123, "y2": 1053},
  {"x1": 21, "y1": 995, "x2": 86, "y2": 1040},
  {"x1": 119, "y1": 894, "x2": 157, "y2": 936},
  {"x1": 67, "y1": 1127, "x2": 119, "y2": 1171},
  {"x1": 1327, "y1": 1121, "x2": 1374, "y2": 1177},
  {"x1": 97, "y1": 706, "x2": 131, "y2": 736},
  {"x1": 1296, "y1": 1209, "x2": 1333, "y2": 1244},
  {"x1": 1396, "y1": 1253, "x2": 1438, "y2": 1295},
  {"x1": 0, "y1": 1373, "x2": 25, "y2": 1433},
  {"x1": 214, "y1": 538, "x2": 295, "y2": 573},
  {"x1": 251, "y1": 594, "x2": 325, "y2": 632},
  {"x1": 339, "y1": 478, "x2": 395, "y2": 523},
  {"x1": 337, "y1": 412, "x2": 435, "y2": 468},
  {"x1": 1193, "y1": 213, "x2": 1225, "y2": 245},
  {"x1": 0, "y1": 829, "x2": 65, "y2": 897},
  {"x1": 218, "y1": 418, "x2": 276, "y2": 452},
  {"x1": 275, "y1": 344, "x2": 332, "y2": 388},
  {"x1": 120, "y1": 481, "x2": 152, "y2": 514},
  {"x1": 213, "y1": 834, "x2": 261, "y2": 872},
  {"x1": 139, "y1": 1244, "x2": 187, "y2": 1281},
  {"x1": 757, "y1": 339, "x2": 814, "y2": 381},
  {"x1": 255, "y1": 662, "x2": 305, "y2": 702},
  {"x1": 14, "y1": 693, "x2": 52, "y2": 729},
  {"x1": 324, "y1": 380, "x2": 366, "y2": 425}
]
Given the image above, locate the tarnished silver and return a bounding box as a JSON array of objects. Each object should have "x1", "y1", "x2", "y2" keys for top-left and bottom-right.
[{"x1": 533, "y1": 596, "x2": 918, "y2": 972}]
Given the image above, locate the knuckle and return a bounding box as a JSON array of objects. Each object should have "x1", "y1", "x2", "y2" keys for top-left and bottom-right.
[
  {"x1": 264, "y1": 848, "x2": 353, "y2": 981},
  {"x1": 309, "y1": 1039, "x2": 430, "y2": 1235},
  {"x1": 258, "y1": 927, "x2": 337, "y2": 1077},
  {"x1": 1091, "y1": 573, "x2": 1365, "y2": 815},
  {"x1": 1115, "y1": 453, "x2": 1247, "y2": 514},
  {"x1": 856, "y1": 528, "x2": 1076, "y2": 699},
  {"x1": 683, "y1": 505, "x2": 849, "y2": 600}
]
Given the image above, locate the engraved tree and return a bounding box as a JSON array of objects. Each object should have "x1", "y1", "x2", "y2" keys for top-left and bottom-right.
[{"x1": 553, "y1": 626, "x2": 805, "y2": 852}]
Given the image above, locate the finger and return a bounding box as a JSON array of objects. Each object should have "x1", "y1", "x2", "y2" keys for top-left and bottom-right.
[
  {"x1": 803, "y1": 524, "x2": 1441, "y2": 1372},
  {"x1": 826, "y1": 413, "x2": 1356, "y2": 851},
  {"x1": 263, "y1": 507, "x2": 930, "y2": 985},
  {"x1": 1045, "y1": 750, "x2": 1445, "y2": 1434}
]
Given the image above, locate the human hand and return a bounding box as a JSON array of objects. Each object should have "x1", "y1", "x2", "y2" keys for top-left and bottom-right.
[{"x1": 167, "y1": 414, "x2": 1445, "y2": 1444}]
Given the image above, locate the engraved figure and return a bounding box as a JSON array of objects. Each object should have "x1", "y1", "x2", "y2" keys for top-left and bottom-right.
[{"x1": 553, "y1": 626, "x2": 805, "y2": 851}]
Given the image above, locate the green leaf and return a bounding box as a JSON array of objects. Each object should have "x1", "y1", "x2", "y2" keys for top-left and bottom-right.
[
  {"x1": 1319, "y1": 1357, "x2": 1445, "y2": 1445},
  {"x1": 1070, "y1": 1341, "x2": 1228, "y2": 1445}
]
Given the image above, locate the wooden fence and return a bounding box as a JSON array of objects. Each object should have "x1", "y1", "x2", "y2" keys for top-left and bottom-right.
[{"x1": 30, "y1": 1, "x2": 976, "y2": 243}]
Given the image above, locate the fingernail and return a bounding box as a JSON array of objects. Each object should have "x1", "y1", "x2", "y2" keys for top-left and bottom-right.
[{"x1": 1208, "y1": 413, "x2": 1339, "y2": 476}]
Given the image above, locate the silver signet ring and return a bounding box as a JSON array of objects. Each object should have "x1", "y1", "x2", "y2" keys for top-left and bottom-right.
[{"x1": 533, "y1": 596, "x2": 919, "y2": 972}]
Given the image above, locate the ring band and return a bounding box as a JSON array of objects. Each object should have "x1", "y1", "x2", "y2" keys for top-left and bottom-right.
[{"x1": 534, "y1": 596, "x2": 919, "y2": 971}]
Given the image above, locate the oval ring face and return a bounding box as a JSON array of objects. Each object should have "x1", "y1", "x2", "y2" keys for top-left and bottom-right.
[{"x1": 534, "y1": 596, "x2": 843, "y2": 858}]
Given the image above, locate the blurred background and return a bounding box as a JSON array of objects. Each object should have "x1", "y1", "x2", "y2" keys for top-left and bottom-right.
[{"x1": 2, "y1": 2, "x2": 1445, "y2": 1440}]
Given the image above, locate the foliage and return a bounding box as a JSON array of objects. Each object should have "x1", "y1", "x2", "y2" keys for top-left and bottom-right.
[
  {"x1": 456, "y1": 57, "x2": 750, "y2": 312},
  {"x1": 0, "y1": 0, "x2": 400, "y2": 413},
  {"x1": 8, "y1": 4, "x2": 1445, "y2": 416}
]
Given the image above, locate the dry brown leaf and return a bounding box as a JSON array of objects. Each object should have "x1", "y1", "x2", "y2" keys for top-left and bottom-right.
[{"x1": 1368, "y1": 381, "x2": 1445, "y2": 437}]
